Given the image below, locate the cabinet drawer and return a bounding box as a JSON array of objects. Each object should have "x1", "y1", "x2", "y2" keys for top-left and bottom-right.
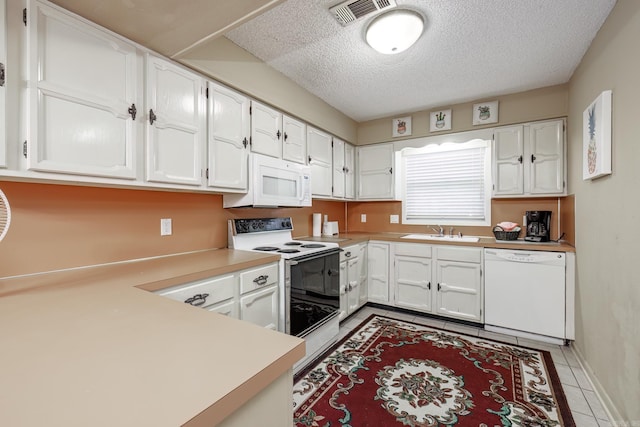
[
  {"x1": 240, "y1": 263, "x2": 279, "y2": 295},
  {"x1": 340, "y1": 245, "x2": 359, "y2": 262},
  {"x1": 157, "y1": 274, "x2": 236, "y2": 308},
  {"x1": 394, "y1": 243, "x2": 432, "y2": 258},
  {"x1": 435, "y1": 246, "x2": 482, "y2": 263}
]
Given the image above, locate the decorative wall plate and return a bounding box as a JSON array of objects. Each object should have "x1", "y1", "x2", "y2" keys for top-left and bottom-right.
[{"x1": 0, "y1": 189, "x2": 11, "y2": 242}]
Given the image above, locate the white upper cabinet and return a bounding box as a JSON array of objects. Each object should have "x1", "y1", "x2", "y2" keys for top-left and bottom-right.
[
  {"x1": 332, "y1": 137, "x2": 345, "y2": 198},
  {"x1": 207, "y1": 81, "x2": 250, "y2": 192},
  {"x1": 344, "y1": 143, "x2": 355, "y2": 199},
  {"x1": 0, "y1": 0, "x2": 6, "y2": 168},
  {"x1": 357, "y1": 143, "x2": 395, "y2": 200},
  {"x1": 250, "y1": 100, "x2": 282, "y2": 158},
  {"x1": 282, "y1": 115, "x2": 306, "y2": 164},
  {"x1": 307, "y1": 126, "x2": 333, "y2": 197},
  {"x1": 527, "y1": 120, "x2": 565, "y2": 194},
  {"x1": 492, "y1": 119, "x2": 565, "y2": 197},
  {"x1": 25, "y1": 0, "x2": 140, "y2": 179},
  {"x1": 492, "y1": 125, "x2": 524, "y2": 195},
  {"x1": 145, "y1": 54, "x2": 206, "y2": 186}
]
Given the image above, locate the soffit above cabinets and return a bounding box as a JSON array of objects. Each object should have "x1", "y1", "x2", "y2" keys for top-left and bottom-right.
[{"x1": 48, "y1": 0, "x2": 285, "y2": 58}]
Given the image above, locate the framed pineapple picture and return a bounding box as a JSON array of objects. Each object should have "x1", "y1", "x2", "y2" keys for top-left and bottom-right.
[
  {"x1": 583, "y1": 90, "x2": 612, "y2": 180},
  {"x1": 472, "y1": 101, "x2": 498, "y2": 125},
  {"x1": 392, "y1": 116, "x2": 412, "y2": 137},
  {"x1": 430, "y1": 109, "x2": 452, "y2": 132}
]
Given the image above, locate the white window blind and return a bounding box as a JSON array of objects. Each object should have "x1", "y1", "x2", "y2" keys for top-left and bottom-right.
[{"x1": 403, "y1": 141, "x2": 489, "y2": 223}]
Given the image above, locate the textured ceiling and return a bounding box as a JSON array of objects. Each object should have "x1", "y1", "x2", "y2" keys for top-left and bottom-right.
[{"x1": 226, "y1": 0, "x2": 616, "y2": 122}]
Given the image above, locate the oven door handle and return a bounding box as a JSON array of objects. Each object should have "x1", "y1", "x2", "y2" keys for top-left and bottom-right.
[{"x1": 286, "y1": 248, "x2": 341, "y2": 263}]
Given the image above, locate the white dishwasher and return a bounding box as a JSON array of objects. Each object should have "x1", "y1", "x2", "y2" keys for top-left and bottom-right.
[{"x1": 484, "y1": 248, "x2": 566, "y2": 339}]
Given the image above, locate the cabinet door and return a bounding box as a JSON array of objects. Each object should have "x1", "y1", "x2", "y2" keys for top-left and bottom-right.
[
  {"x1": 146, "y1": 54, "x2": 205, "y2": 186},
  {"x1": 492, "y1": 125, "x2": 524, "y2": 195},
  {"x1": 344, "y1": 143, "x2": 356, "y2": 199},
  {"x1": 207, "y1": 82, "x2": 250, "y2": 191},
  {"x1": 0, "y1": 0, "x2": 6, "y2": 168},
  {"x1": 332, "y1": 137, "x2": 345, "y2": 198},
  {"x1": 357, "y1": 143, "x2": 394, "y2": 199},
  {"x1": 26, "y1": 2, "x2": 139, "y2": 179},
  {"x1": 307, "y1": 126, "x2": 333, "y2": 197},
  {"x1": 207, "y1": 299, "x2": 239, "y2": 319},
  {"x1": 356, "y1": 244, "x2": 368, "y2": 307},
  {"x1": 240, "y1": 285, "x2": 279, "y2": 330},
  {"x1": 394, "y1": 255, "x2": 432, "y2": 312},
  {"x1": 434, "y1": 260, "x2": 482, "y2": 322},
  {"x1": 527, "y1": 119, "x2": 565, "y2": 195},
  {"x1": 338, "y1": 259, "x2": 348, "y2": 321},
  {"x1": 347, "y1": 258, "x2": 360, "y2": 314},
  {"x1": 367, "y1": 242, "x2": 389, "y2": 303},
  {"x1": 250, "y1": 101, "x2": 282, "y2": 158},
  {"x1": 282, "y1": 115, "x2": 306, "y2": 164}
]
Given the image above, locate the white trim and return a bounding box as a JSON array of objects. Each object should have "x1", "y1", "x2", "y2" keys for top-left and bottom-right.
[{"x1": 571, "y1": 344, "x2": 623, "y2": 424}]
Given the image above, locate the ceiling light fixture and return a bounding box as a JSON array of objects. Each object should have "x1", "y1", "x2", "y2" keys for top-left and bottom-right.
[{"x1": 365, "y1": 9, "x2": 424, "y2": 55}]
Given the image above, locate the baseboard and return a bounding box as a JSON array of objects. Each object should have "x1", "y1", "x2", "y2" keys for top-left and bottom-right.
[{"x1": 571, "y1": 344, "x2": 624, "y2": 423}]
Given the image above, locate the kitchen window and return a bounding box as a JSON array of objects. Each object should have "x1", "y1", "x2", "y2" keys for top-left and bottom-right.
[{"x1": 401, "y1": 138, "x2": 491, "y2": 226}]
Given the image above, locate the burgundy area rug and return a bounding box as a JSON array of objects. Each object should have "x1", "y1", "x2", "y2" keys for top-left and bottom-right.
[{"x1": 293, "y1": 315, "x2": 574, "y2": 427}]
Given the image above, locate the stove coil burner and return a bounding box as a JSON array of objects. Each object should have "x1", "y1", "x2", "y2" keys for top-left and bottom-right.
[
  {"x1": 301, "y1": 243, "x2": 325, "y2": 248},
  {"x1": 284, "y1": 242, "x2": 303, "y2": 246},
  {"x1": 253, "y1": 246, "x2": 280, "y2": 251},
  {"x1": 278, "y1": 248, "x2": 301, "y2": 254}
]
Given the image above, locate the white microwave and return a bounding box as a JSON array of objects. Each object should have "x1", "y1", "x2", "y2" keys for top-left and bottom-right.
[{"x1": 223, "y1": 154, "x2": 312, "y2": 208}]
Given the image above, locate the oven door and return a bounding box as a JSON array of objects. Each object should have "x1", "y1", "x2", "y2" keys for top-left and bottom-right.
[{"x1": 286, "y1": 248, "x2": 340, "y2": 337}]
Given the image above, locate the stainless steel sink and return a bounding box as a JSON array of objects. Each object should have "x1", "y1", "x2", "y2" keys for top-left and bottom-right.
[{"x1": 401, "y1": 234, "x2": 480, "y2": 243}]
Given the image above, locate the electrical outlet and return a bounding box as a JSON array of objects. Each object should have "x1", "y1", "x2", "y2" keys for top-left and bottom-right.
[
  {"x1": 160, "y1": 218, "x2": 172, "y2": 236},
  {"x1": 390, "y1": 214, "x2": 399, "y2": 224},
  {"x1": 361, "y1": 214, "x2": 367, "y2": 223}
]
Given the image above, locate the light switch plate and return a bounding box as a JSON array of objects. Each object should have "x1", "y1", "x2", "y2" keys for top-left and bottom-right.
[
  {"x1": 161, "y1": 218, "x2": 172, "y2": 236},
  {"x1": 361, "y1": 214, "x2": 367, "y2": 223},
  {"x1": 390, "y1": 214, "x2": 399, "y2": 224}
]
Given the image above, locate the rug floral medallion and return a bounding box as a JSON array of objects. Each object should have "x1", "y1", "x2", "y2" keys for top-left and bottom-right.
[{"x1": 293, "y1": 315, "x2": 574, "y2": 427}]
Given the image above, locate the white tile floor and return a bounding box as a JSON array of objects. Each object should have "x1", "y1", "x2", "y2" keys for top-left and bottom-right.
[{"x1": 338, "y1": 306, "x2": 612, "y2": 427}]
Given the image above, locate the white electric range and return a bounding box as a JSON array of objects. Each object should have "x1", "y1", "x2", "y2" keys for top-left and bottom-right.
[{"x1": 228, "y1": 217, "x2": 341, "y2": 371}]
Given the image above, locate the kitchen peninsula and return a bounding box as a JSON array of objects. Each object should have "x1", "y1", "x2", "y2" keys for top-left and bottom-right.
[{"x1": 0, "y1": 250, "x2": 304, "y2": 427}]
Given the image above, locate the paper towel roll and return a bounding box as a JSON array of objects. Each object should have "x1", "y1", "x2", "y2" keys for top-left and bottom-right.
[{"x1": 312, "y1": 213, "x2": 322, "y2": 237}]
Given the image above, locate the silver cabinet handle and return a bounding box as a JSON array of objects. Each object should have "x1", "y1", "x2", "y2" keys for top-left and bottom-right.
[
  {"x1": 253, "y1": 275, "x2": 269, "y2": 286},
  {"x1": 185, "y1": 293, "x2": 209, "y2": 306}
]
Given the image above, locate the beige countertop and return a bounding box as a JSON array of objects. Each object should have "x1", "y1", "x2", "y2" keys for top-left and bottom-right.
[
  {"x1": 0, "y1": 249, "x2": 305, "y2": 427},
  {"x1": 303, "y1": 232, "x2": 575, "y2": 252}
]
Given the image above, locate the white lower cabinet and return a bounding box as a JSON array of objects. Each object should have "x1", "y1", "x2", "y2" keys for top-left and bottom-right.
[
  {"x1": 394, "y1": 244, "x2": 433, "y2": 312},
  {"x1": 434, "y1": 247, "x2": 483, "y2": 322},
  {"x1": 239, "y1": 263, "x2": 279, "y2": 330},
  {"x1": 156, "y1": 274, "x2": 238, "y2": 318},
  {"x1": 239, "y1": 285, "x2": 279, "y2": 330},
  {"x1": 339, "y1": 243, "x2": 367, "y2": 320},
  {"x1": 155, "y1": 262, "x2": 279, "y2": 330},
  {"x1": 391, "y1": 243, "x2": 483, "y2": 323},
  {"x1": 367, "y1": 241, "x2": 390, "y2": 303}
]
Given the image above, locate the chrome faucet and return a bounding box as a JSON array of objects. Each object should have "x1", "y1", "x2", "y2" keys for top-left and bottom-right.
[
  {"x1": 449, "y1": 227, "x2": 454, "y2": 237},
  {"x1": 430, "y1": 225, "x2": 444, "y2": 237}
]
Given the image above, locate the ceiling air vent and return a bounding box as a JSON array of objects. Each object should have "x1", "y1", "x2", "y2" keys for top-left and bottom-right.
[{"x1": 330, "y1": 0, "x2": 396, "y2": 26}]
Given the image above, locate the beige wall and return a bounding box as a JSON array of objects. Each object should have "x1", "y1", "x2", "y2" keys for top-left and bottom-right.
[
  {"x1": 177, "y1": 37, "x2": 358, "y2": 143},
  {"x1": 567, "y1": 0, "x2": 640, "y2": 422},
  {"x1": 0, "y1": 182, "x2": 346, "y2": 278},
  {"x1": 357, "y1": 84, "x2": 569, "y2": 145}
]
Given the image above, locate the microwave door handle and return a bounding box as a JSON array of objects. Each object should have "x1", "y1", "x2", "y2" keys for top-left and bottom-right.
[{"x1": 298, "y1": 175, "x2": 304, "y2": 201}]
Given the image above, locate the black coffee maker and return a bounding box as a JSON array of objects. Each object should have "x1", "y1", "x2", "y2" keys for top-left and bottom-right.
[{"x1": 525, "y1": 211, "x2": 551, "y2": 242}]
